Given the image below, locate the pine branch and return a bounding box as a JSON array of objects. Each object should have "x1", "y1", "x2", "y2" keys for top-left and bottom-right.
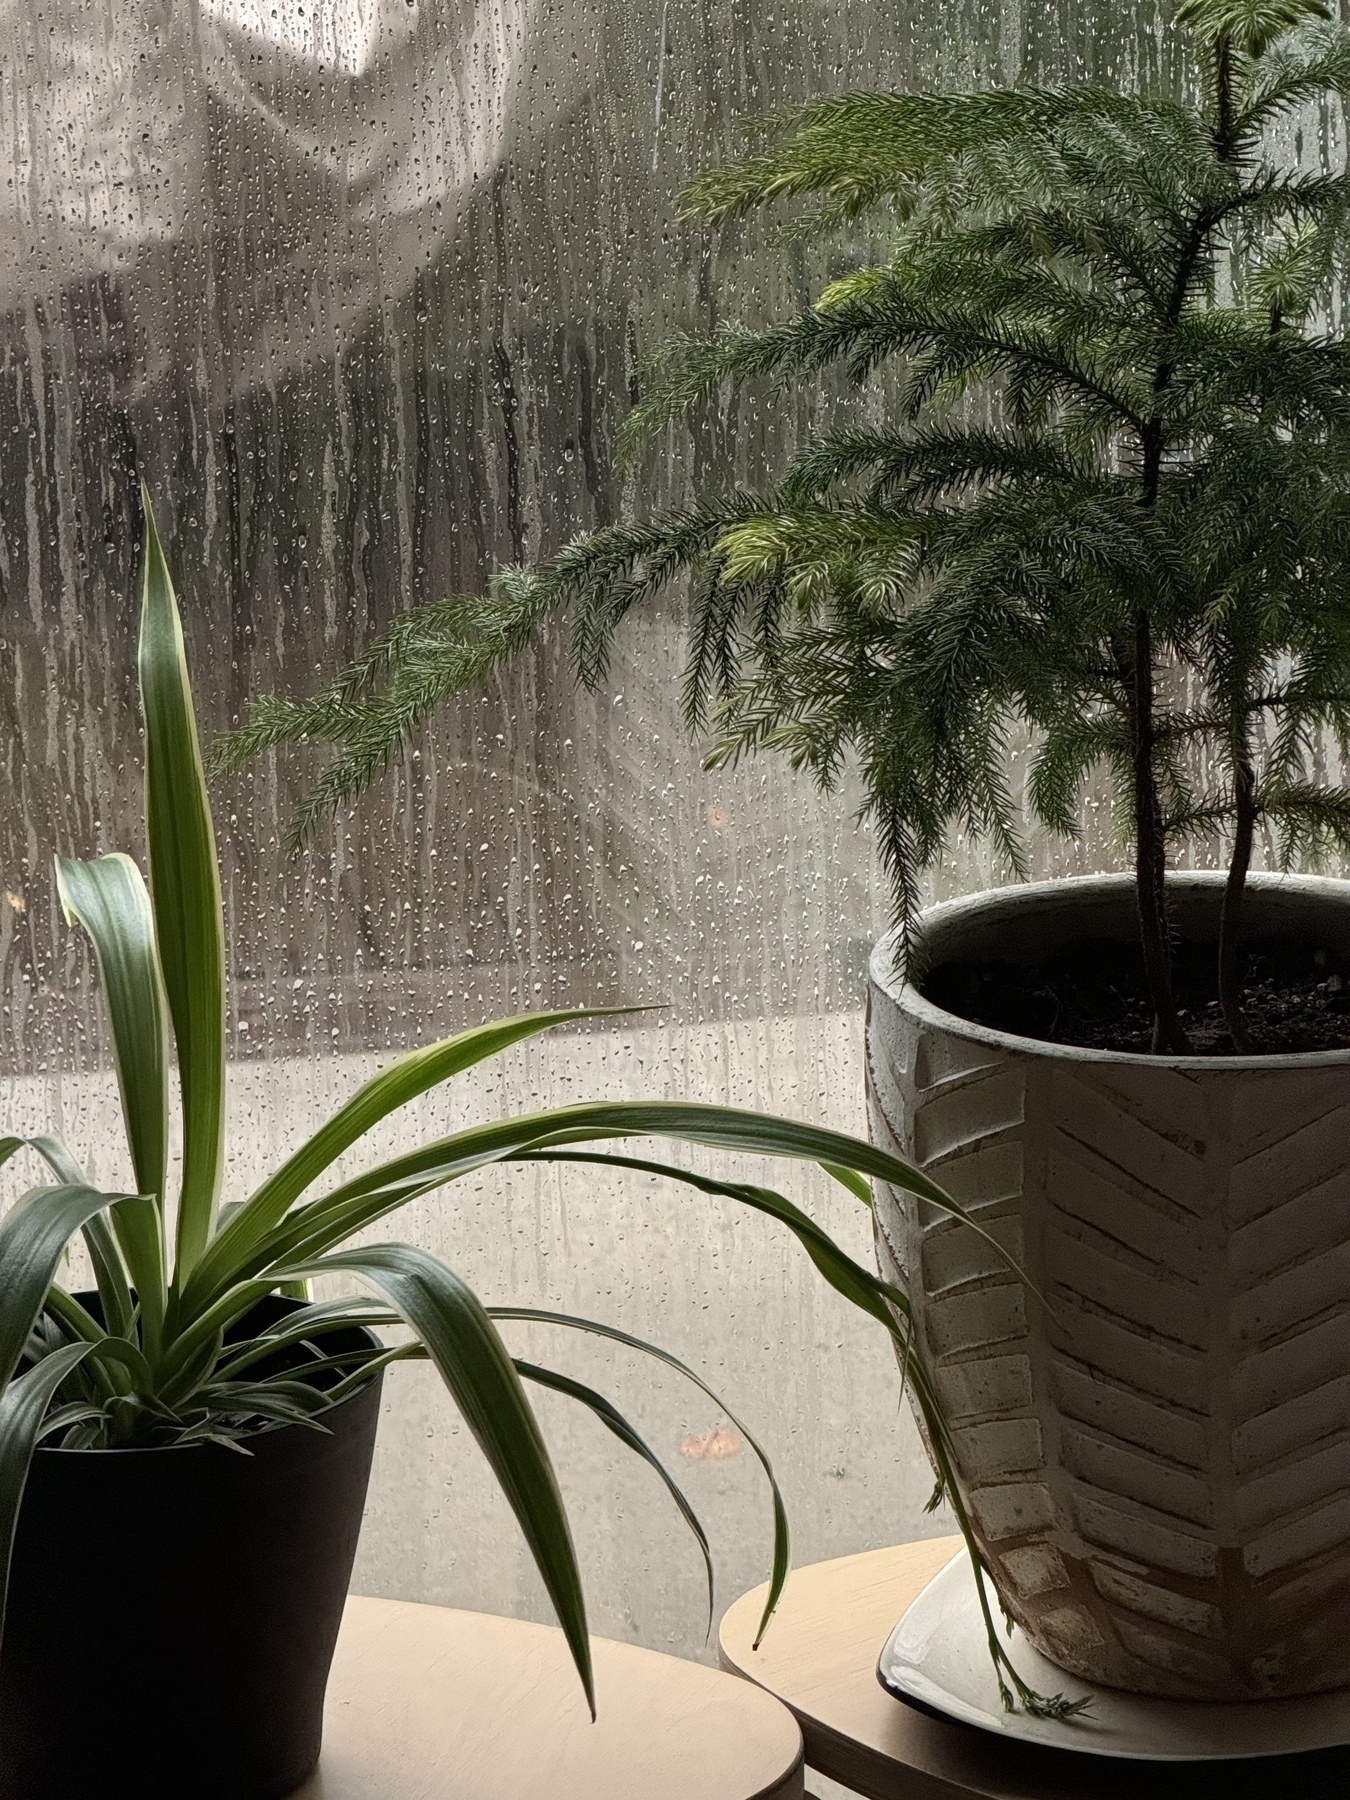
[
  {"x1": 782, "y1": 425, "x2": 1094, "y2": 507},
  {"x1": 209, "y1": 567, "x2": 559, "y2": 829},
  {"x1": 1264, "y1": 780, "x2": 1350, "y2": 863},
  {"x1": 1027, "y1": 711, "x2": 1130, "y2": 837},
  {"x1": 216, "y1": 0, "x2": 1350, "y2": 996},
  {"x1": 676, "y1": 87, "x2": 1190, "y2": 227},
  {"x1": 1235, "y1": 13, "x2": 1349, "y2": 128}
]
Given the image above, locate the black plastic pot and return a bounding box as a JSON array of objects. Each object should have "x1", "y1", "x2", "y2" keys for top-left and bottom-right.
[{"x1": 0, "y1": 1298, "x2": 382, "y2": 1800}]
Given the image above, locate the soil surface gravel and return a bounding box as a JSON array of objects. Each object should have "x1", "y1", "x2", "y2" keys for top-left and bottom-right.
[{"x1": 922, "y1": 935, "x2": 1350, "y2": 1055}]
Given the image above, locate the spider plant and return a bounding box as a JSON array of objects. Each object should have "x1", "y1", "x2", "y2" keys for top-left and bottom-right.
[{"x1": 0, "y1": 492, "x2": 1070, "y2": 1718}]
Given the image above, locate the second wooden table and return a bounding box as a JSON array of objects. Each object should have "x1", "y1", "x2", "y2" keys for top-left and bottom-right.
[{"x1": 719, "y1": 1537, "x2": 1350, "y2": 1799}]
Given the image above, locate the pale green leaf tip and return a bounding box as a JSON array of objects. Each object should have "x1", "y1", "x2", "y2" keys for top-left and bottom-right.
[
  {"x1": 52, "y1": 857, "x2": 77, "y2": 928},
  {"x1": 140, "y1": 484, "x2": 171, "y2": 587}
]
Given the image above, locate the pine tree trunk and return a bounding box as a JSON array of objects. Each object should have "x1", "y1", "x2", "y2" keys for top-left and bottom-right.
[
  {"x1": 1209, "y1": 27, "x2": 1252, "y2": 1056},
  {"x1": 1127, "y1": 610, "x2": 1191, "y2": 1054},
  {"x1": 1124, "y1": 44, "x2": 1243, "y2": 1056},
  {"x1": 1218, "y1": 756, "x2": 1256, "y2": 1053}
]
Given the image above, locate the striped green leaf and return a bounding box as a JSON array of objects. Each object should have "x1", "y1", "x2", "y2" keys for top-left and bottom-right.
[
  {"x1": 55, "y1": 854, "x2": 169, "y2": 1210},
  {"x1": 138, "y1": 491, "x2": 225, "y2": 1284},
  {"x1": 490, "y1": 1307, "x2": 791, "y2": 1638},
  {"x1": 0, "y1": 1343, "x2": 95, "y2": 1648},
  {"x1": 240, "y1": 1100, "x2": 1033, "y2": 1307},
  {"x1": 528, "y1": 1148, "x2": 908, "y2": 1335},
  {"x1": 185, "y1": 1008, "x2": 632, "y2": 1310},
  {"x1": 0, "y1": 1137, "x2": 81, "y2": 1183},
  {"x1": 0, "y1": 1185, "x2": 123, "y2": 1388},
  {"x1": 279, "y1": 1243, "x2": 594, "y2": 1714},
  {"x1": 8, "y1": 1125, "x2": 141, "y2": 1345},
  {"x1": 54, "y1": 854, "x2": 170, "y2": 1351},
  {"x1": 516, "y1": 1359, "x2": 715, "y2": 1633}
]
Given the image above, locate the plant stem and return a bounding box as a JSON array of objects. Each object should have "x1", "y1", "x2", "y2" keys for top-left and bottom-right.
[
  {"x1": 1215, "y1": 34, "x2": 1234, "y2": 155},
  {"x1": 1218, "y1": 752, "x2": 1256, "y2": 1052},
  {"x1": 1130, "y1": 77, "x2": 1230, "y2": 1055},
  {"x1": 1124, "y1": 609, "x2": 1191, "y2": 1053}
]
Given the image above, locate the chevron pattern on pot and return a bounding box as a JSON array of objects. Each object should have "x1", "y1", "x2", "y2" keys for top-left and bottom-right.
[{"x1": 867, "y1": 950, "x2": 1350, "y2": 1701}]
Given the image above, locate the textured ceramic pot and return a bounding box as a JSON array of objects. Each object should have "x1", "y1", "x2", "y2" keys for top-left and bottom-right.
[{"x1": 867, "y1": 872, "x2": 1350, "y2": 1701}]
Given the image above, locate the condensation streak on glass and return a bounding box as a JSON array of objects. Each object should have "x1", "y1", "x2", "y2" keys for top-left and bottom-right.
[{"x1": 0, "y1": 0, "x2": 1339, "y2": 1670}]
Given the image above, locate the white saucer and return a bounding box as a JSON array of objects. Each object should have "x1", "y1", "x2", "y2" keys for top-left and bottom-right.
[{"x1": 877, "y1": 1548, "x2": 1350, "y2": 1760}]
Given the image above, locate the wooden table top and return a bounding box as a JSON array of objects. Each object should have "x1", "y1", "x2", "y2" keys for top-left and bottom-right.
[
  {"x1": 294, "y1": 1594, "x2": 804, "y2": 1800},
  {"x1": 718, "y1": 1538, "x2": 1350, "y2": 1800}
]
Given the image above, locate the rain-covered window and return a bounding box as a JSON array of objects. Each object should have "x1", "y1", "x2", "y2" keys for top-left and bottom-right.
[{"x1": 0, "y1": 0, "x2": 1241, "y2": 1693}]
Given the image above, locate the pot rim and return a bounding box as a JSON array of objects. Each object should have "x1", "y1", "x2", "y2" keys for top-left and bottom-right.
[
  {"x1": 33, "y1": 1373, "x2": 381, "y2": 1458},
  {"x1": 33, "y1": 1294, "x2": 382, "y2": 1458},
  {"x1": 870, "y1": 869, "x2": 1350, "y2": 1072}
]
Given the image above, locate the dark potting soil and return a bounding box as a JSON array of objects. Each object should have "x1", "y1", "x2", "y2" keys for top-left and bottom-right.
[{"x1": 921, "y1": 935, "x2": 1350, "y2": 1055}]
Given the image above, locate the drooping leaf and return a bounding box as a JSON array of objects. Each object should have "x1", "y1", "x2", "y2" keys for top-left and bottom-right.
[
  {"x1": 1, "y1": 1136, "x2": 83, "y2": 1186},
  {"x1": 11, "y1": 1117, "x2": 140, "y2": 1345},
  {"x1": 244, "y1": 1100, "x2": 1033, "y2": 1303},
  {"x1": 54, "y1": 854, "x2": 169, "y2": 1211},
  {"x1": 0, "y1": 1343, "x2": 94, "y2": 1647},
  {"x1": 496, "y1": 1308, "x2": 790, "y2": 1644},
  {"x1": 54, "y1": 854, "x2": 170, "y2": 1349},
  {"x1": 516, "y1": 1359, "x2": 716, "y2": 1635},
  {"x1": 279, "y1": 1243, "x2": 595, "y2": 1714},
  {"x1": 0, "y1": 1186, "x2": 124, "y2": 1388},
  {"x1": 524, "y1": 1147, "x2": 907, "y2": 1333},
  {"x1": 509, "y1": 1150, "x2": 929, "y2": 1642}
]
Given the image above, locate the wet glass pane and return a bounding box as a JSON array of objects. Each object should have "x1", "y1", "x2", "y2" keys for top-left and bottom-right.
[{"x1": 1, "y1": 0, "x2": 1331, "y2": 1676}]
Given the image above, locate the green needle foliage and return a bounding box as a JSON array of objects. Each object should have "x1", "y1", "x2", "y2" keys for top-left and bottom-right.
[
  {"x1": 217, "y1": 0, "x2": 1350, "y2": 1054},
  {"x1": 0, "y1": 493, "x2": 1077, "y2": 1717}
]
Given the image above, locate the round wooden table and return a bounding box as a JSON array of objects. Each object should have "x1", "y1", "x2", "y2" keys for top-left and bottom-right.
[
  {"x1": 293, "y1": 1594, "x2": 804, "y2": 1799},
  {"x1": 719, "y1": 1537, "x2": 1350, "y2": 1799}
]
